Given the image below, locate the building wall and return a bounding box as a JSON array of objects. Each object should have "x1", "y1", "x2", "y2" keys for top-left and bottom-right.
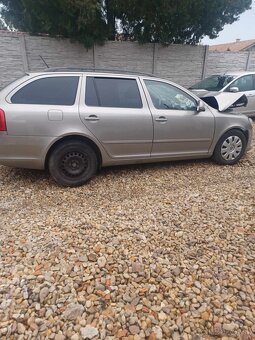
[{"x1": 0, "y1": 31, "x2": 254, "y2": 90}]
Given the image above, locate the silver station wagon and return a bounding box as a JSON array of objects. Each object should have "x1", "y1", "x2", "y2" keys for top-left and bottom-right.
[{"x1": 0, "y1": 69, "x2": 253, "y2": 187}]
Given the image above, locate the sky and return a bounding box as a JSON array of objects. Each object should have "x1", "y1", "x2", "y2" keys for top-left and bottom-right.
[{"x1": 202, "y1": 0, "x2": 255, "y2": 45}]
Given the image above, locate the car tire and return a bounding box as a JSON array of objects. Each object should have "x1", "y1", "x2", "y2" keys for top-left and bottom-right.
[
  {"x1": 49, "y1": 140, "x2": 98, "y2": 187},
  {"x1": 213, "y1": 129, "x2": 247, "y2": 165}
]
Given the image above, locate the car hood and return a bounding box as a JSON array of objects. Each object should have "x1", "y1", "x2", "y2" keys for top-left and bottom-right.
[
  {"x1": 201, "y1": 92, "x2": 248, "y2": 112},
  {"x1": 191, "y1": 89, "x2": 219, "y2": 97}
]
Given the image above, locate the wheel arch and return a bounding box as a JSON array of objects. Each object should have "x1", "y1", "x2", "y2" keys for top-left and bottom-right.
[
  {"x1": 214, "y1": 126, "x2": 249, "y2": 150},
  {"x1": 44, "y1": 135, "x2": 102, "y2": 170}
]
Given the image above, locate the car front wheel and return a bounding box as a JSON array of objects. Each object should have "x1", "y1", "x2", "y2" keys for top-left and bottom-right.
[
  {"x1": 213, "y1": 129, "x2": 247, "y2": 165},
  {"x1": 49, "y1": 140, "x2": 98, "y2": 187}
]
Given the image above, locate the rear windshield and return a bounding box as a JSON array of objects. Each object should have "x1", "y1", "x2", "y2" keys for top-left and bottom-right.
[{"x1": 190, "y1": 75, "x2": 236, "y2": 91}]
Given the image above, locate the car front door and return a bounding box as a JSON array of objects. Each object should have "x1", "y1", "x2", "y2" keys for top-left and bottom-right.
[
  {"x1": 142, "y1": 79, "x2": 215, "y2": 157},
  {"x1": 225, "y1": 74, "x2": 255, "y2": 116},
  {"x1": 79, "y1": 76, "x2": 153, "y2": 159}
]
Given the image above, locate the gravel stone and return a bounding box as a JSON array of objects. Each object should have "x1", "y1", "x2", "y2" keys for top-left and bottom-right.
[
  {"x1": 63, "y1": 303, "x2": 85, "y2": 320},
  {"x1": 173, "y1": 332, "x2": 181, "y2": 340},
  {"x1": 55, "y1": 334, "x2": 66, "y2": 340},
  {"x1": 80, "y1": 326, "x2": 99, "y2": 339},
  {"x1": 223, "y1": 323, "x2": 237, "y2": 332},
  {"x1": 17, "y1": 323, "x2": 26, "y2": 334},
  {"x1": 97, "y1": 256, "x2": 106, "y2": 268},
  {"x1": 129, "y1": 325, "x2": 140, "y2": 335},
  {"x1": 152, "y1": 326, "x2": 163, "y2": 339},
  {"x1": 0, "y1": 121, "x2": 254, "y2": 339},
  {"x1": 172, "y1": 266, "x2": 181, "y2": 276},
  {"x1": 71, "y1": 335, "x2": 80, "y2": 340},
  {"x1": 39, "y1": 287, "x2": 49, "y2": 303}
]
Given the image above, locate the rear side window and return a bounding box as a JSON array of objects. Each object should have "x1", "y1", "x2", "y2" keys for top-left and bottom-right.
[
  {"x1": 11, "y1": 76, "x2": 79, "y2": 105},
  {"x1": 85, "y1": 77, "x2": 143, "y2": 108}
]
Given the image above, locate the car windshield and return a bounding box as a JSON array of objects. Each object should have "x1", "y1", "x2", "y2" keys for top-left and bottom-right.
[{"x1": 190, "y1": 74, "x2": 236, "y2": 91}]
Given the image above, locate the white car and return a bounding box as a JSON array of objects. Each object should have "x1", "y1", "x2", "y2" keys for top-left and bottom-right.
[{"x1": 190, "y1": 71, "x2": 255, "y2": 117}]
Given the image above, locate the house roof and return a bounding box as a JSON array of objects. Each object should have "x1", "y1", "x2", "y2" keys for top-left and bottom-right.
[{"x1": 209, "y1": 39, "x2": 255, "y2": 52}]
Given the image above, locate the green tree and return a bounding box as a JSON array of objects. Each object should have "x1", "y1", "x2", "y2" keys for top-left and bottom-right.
[{"x1": 0, "y1": 0, "x2": 252, "y2": 46}]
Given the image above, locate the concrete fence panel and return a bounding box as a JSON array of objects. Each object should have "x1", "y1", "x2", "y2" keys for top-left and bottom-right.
[
  {"x1": 206, "y1": 51, "x2": 250, "y2": 77},
  {"x1": 95, "y1": 41, "x2": 154, "y2": 75},
  {"x1": 25, "y1": 35, "x2": 94, "y2": 71},
  {"x1": 0, "y1": 32, "x2": 26, "y2": 88},
  {"x1": 0, "y1": 31, "x2": 255, "y2": 91},
  {"x1": 155, "y1": 44, "x2": 207, "y2": 87}
]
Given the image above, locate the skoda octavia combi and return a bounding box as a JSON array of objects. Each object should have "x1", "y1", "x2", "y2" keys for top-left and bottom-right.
[{"x1": 0, "y1": 69, "x2": 253, "y2": 187}]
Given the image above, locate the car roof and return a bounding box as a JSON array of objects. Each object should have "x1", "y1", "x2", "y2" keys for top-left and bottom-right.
[
  {"x1": 28, "y1": 68, "x2": 155, "y2": 78},
  {"x1": 212, "y1": 71, "x2": 255, "y2": 76}
]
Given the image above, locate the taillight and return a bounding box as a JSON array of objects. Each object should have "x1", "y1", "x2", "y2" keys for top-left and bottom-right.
[{"x1": 0, "y1": 109, "x2": 7, "y2": 131}]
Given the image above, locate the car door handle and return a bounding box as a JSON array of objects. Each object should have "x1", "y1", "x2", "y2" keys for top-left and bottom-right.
[
  {"x1": 84, "y1": 115, "x2": 100, "y2": 122},
  {"x1": 155, "y1": 116, "x2": 168, "y2": 122},
  {"x1": 246, "y1": 93, "x2": 255, "y2": 97}
]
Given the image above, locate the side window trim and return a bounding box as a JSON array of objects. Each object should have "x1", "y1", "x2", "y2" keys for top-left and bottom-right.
[{"x1": 93, "y1": 77, "x2": 102, "y2": 106}]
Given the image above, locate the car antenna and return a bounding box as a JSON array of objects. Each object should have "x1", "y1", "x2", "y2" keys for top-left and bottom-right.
[{"x1": 39, "y1": 55, "x2": 49, "y2": 68}]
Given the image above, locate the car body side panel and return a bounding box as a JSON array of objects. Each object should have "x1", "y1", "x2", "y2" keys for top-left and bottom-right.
[
  {"x1": 0, "y1": 72, "x2": 253, "y2": 170},
  {"x1": 208, "y1": 111, "x2": 253, "y2": 153},
  {"x1": 0, "y1": 133, "x2": 53, "y2": 169}
]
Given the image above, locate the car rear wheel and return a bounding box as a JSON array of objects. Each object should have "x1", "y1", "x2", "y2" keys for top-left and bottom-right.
[
  {"x1": 213, "y1": 129, "x2": 247, "y2": 165},
  {"x1": 49, "y1": 140, "x2": 98, "y2": 187}
]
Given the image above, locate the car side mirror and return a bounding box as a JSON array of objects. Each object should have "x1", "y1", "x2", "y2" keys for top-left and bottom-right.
[
  {"x1": 197, "y1": 100, "x2": 206, "y2": 112},
  {"x1": 230, "y1": 87, "x2": 239, "y2": 93}
]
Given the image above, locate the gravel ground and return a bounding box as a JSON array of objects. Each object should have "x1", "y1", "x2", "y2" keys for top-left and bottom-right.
[{"x1": 0, "y1": 124, "x2": 254, "y2": 340}]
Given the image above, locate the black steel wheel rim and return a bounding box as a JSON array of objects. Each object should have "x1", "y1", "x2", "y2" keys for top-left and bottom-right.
[{"x1": 60, "y1": 151, "x2": 89, "y2": 178}]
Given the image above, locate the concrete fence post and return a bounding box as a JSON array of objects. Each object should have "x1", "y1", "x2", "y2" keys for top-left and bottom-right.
[
  {"x1": 201, "y1": 45, "x2": 209, "y2": 79},
  {"x1": 152, "y1": 43, "x2": 158, "y2": 74},
  {"x1": 93, "y1": 44, "x2": 97, "y2": 69},
  {"x1": 19, "y1": 34, "x2": 29, "y2": 72},
  {"x1": 246, "y1": 51, "x2": 251, "y2": 71}
]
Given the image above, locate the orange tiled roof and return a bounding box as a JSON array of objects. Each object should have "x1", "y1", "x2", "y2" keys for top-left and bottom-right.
[{"x1": 209, "y1": 39, "x2": 255, "y2": 52}]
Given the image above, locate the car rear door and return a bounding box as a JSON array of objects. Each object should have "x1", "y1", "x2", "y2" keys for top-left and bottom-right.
[
  {"x1": 141, "y1": 78, "x2": 215, "y2": 157},
  {"x1": 79, "y1": 75, "x2": 153, "y2": 159}
]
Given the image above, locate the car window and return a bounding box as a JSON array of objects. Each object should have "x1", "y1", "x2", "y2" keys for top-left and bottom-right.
[
  {"x1": 85, "y1": 77, "x2": 143, "y2": 108},
  {"x1": 190, "y1": 75, "x2": 236, "y2": 91},
  {"x1": 11, "y1": 76, "x2": 79, "y2": 105},
  {"x1": 226, "y1": 75, "x2": 254, "y2": 92},
  {"x1": 145, "y1": 80, "x2": 197, "y2": 111}
]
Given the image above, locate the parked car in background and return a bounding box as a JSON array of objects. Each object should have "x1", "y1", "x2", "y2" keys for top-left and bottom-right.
[
  {"x1": 0, "y1": 69, "x2": 253, "y2": 187},
  {"x1": 189, "y1": 71, "x2": 255, "y2": 117}
]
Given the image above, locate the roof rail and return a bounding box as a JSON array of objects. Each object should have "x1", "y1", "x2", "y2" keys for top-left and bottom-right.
[{"x1": 44, "y1": 67, "x2": 155, "y2": 77}]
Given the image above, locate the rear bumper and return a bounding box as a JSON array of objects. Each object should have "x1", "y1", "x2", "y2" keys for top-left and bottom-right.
[{"x1": 0, "y1": 133, "x2": 52, "y2": 169}]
